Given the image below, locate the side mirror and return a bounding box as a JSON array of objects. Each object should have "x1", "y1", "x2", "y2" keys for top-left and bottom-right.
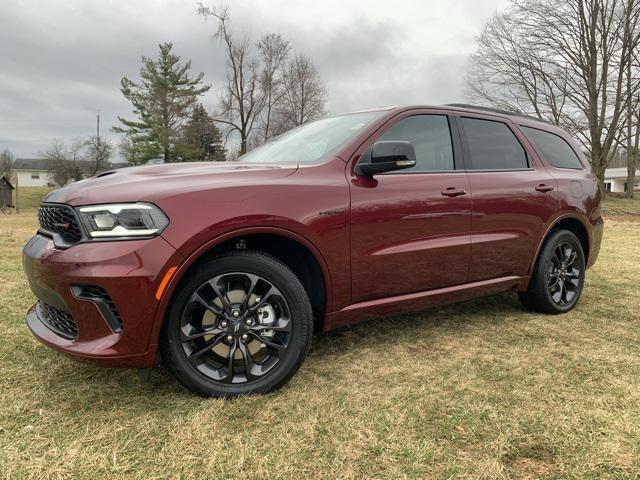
[{"x1": 355, "y1": 141, "x2": 417, "y2": 176}]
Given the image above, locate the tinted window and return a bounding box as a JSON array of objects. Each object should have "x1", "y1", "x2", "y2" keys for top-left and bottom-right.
[
  {"x1": 461, "y1": 117, "x2": 528, "y2": 170},
  {"x1": 521, "y1": 126, "x2": 583, "y2": 169},
  {"x1": 378, "y1": 115, "x2": 454, "y2": 172}
]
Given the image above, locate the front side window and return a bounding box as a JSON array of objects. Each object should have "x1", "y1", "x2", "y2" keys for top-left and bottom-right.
[
  {"x1": 461, "y1": 117, "x2": 528, "y2": 170},
  {"x1": 238, "y1": 111, "x2": 384, "y2": 165},
  {"x1": 521, "y1": 126, "x2": 583, "y2": 169},
  {"x1": 377, "y1": 115, "x2": 454, "y2": 172}
]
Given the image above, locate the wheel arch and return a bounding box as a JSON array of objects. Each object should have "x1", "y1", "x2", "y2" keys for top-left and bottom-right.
[
  {"x1": 548, "y1": 217, "x2": 590, "y2": 260},
  {"x1": 524, "y1": 213, "x2": 590, "y2": 287},
  {"x1": 150, "y1": 227, "x2": 332, "y2": 346}
]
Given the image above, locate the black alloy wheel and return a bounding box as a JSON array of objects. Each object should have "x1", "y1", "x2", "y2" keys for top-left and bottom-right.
[
  {"x1": 519, "y1": 229, "x2": 586, "y2": 314},
  {"x1": 180, "y1": 272, "x2": 292, "y2": 384},
  {"x1": 161, "y1": 252, "x2": 313, "y2": 397},
  {"x1": 546, "y1": 241, "x2": 582, "y2": 307}
]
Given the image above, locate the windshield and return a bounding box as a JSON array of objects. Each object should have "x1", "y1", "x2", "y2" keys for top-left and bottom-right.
[{"x1": 238, "y1": 111, "x2": 384, "y2": 164}]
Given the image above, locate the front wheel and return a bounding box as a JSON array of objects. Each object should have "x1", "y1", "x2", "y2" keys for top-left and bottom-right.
[
  {"x1": 519, "y1": 229, "x2": 586, "y2": 314},
  {"x1": 160, "y1": 252, "x2": 313, "y2": 397}
]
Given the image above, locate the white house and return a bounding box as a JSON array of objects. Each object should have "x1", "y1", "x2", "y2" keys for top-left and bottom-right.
[
  {"x1": 13, "y1": 158, "x2": 55, "y2": 187},
  {"x1": 12, "y1": 158, "x2": 128, "y2": 187},
  {"x1": 604, "y1": 167, "x2": 640, "y2": 193}
]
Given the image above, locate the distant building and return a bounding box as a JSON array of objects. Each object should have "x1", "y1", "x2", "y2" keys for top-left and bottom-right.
[
  {"x1": 12, "y1": 158, "x2": 128, "y2": 187},
  {"x1": 13, "y1": 159, "x2": 56, "y2": 187},
  {"x1": 604, "y1": 167, "x2": 640, "y2": 193},
  {"x1": 0, "y1": 175, "x2": 14, "y2": 207}
]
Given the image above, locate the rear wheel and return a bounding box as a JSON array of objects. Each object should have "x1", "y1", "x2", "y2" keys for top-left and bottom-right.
[
  {"x1": 160, "y1": 252, "x2": 313, "y2": 397},
  {"x1": 519, "y1": 229, "x2": 585, "y2": 314}
]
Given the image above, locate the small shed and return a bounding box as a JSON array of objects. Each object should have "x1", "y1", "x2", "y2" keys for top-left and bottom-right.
[{"x1": 0, "y1": 176, "x2": 15, "y2": 208}]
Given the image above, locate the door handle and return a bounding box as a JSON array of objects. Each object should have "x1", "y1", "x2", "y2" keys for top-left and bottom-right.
[
  {"x1": 441, "y1": 187, "x2": 467, "y2": 197},
  {"x1": 535, "y1": 184, "x2": 555, "y2": 193}
]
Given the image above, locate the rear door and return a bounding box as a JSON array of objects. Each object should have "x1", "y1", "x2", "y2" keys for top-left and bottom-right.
[
  {"x1": 349, "y1": 110, "x2": 472, "y2": 303},
  {"x1": 454, "y1": 113, "x2": 559, "y2": 282}
]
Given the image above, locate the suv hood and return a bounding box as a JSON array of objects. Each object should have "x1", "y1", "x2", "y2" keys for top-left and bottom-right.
[{"x1": 43, "y1": 162, "x2": 299, "y2": 206}]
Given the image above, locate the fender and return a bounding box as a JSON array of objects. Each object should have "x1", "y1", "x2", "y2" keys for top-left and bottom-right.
[
  {"x1": 521, "y1": 211, "x2": 591, "y2": 290},
  {"x1": 146, "y1": 225, "x2": 334, "y2": 350}
]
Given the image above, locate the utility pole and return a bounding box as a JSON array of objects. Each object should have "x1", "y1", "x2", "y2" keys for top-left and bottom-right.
[{"x1": 97, "y1": 109, "x2": 100, "y2": 151}]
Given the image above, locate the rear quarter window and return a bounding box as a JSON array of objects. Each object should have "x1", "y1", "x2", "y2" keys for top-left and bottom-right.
[{"x1": 521, "y1": 126, "x2": 583, "y2": 169}]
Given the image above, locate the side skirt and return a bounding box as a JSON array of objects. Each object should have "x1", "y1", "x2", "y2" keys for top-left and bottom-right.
[{"x1": 324, "y1": 275, "x2": 527, "y2": 331}]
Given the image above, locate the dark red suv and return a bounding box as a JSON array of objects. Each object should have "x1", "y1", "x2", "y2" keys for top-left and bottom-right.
[{"x1": 23, "y1": 105, "x2": 603, "y2": 396}]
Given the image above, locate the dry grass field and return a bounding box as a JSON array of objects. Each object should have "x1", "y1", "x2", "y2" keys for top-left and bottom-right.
[{"x1": 1, "y1": 189, "x2": 639, "y2": 479}]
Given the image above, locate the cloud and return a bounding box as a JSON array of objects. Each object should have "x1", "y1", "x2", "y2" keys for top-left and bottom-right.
[{"x1": 0, "y1": 0, "x2": 508, "y2": 158}]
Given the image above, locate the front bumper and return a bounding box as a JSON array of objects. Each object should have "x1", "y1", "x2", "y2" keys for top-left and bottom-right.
[{"x1": 23, "y1": 233, "x2": 183, "y2": 367}]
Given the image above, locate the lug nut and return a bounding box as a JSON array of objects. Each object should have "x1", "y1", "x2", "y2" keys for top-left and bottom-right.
[
  {"x1": 245, "y1": 319, "x2": 253, "y2": 326},
  {"x1": 241, "y1": 333, "x2": 249, "y2": 341},
  {"x1": 232, "y1": 310, "x2": 240, "y2": 318},
  {"x1": 226, "y1": 335, "x2": 234, "y2": 342},
  {"x1": 220, "y1": 321, "x2": 228, "y2": 328}
]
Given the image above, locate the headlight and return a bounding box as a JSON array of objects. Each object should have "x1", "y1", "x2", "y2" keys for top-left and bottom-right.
[{"x1": 77, "y1": 203, "x2": 169, "y2": 239}]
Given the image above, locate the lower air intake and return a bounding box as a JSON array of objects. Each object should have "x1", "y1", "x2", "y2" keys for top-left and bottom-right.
[{"x1": 38, "y1": 302, "x2": 78, "y2": 339}]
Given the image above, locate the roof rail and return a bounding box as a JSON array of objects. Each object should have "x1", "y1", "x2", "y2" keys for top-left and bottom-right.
[
  {"x1": 445, "y1": 103, "x2": 554, "y2": 125},
  {"x1": 445, "y1": 103, "x2": 521, "y2": 115}
]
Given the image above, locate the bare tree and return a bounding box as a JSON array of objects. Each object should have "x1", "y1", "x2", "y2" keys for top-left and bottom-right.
[
  {"x1": 624, "y1": 112, "x2": 640, "y2": 198},
  {"x1": 0, "y1": 148, "x2": 13, "y2": 178},
  {"x1": 625, "y1": 101, "x2": 640, "y2": 197},
  {"x1": 42, "y1": 138, "x2": 85, "y2": 186},
  {"x1": 466, "y1": 12, "x2": 569, "y2": 125},
  {"x1": 84, "y1": 135, "x2": 113, "y2": 175},
  {"x1": 467, "y1": 0, "x2": 640, "y2": 190},
  {"x1": 257, "y1": 33, "x2": 290, "y2": 142},
  {"x1": 622, "y1": 1, "x2": 640, "y2": 197},
  {"x1": 277, "y1": 54, "x2": 328, "y2": 131},
  {"x1": 198, "y1": 4, "x2": 264, "y2": 155}
]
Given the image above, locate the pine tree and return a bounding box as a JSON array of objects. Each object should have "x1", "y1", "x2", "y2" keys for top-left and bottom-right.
[
  {"x1": 178, "y1": 104, "x2": 226, "y2": 161},
  {"x1": 113, "y1": 43, "x2": 210, "y2": 163}
]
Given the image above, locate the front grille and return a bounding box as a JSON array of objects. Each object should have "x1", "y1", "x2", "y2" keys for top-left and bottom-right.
[
  {"x1": 71, "y1": 285, "x2": 123, "y2": 332},
  {"x1": 38, "y1": 302, "x2": 78, "y2": 339},
  {"x1": 38, "y1": 204, "x2": 82, "y2": 245}
]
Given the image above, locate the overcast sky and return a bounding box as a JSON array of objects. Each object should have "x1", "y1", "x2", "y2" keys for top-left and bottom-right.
[{"x1": 0, "y1": 0, "x2": 508, "y2": 159}]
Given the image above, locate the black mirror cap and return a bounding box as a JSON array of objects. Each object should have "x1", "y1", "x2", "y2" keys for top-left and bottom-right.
[
  {"x1": 371, "y1": 141, "x2": 416, "y2": 164},
  {"x1": 355, "y1": 140, "x2": 417, "y2": 176}
]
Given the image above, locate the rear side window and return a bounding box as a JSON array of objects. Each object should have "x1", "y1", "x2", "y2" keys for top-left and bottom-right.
[
  {"x1": 521, "y1": 126, "x2": 583, "y2": 169},
  {"x1": 378, "y1": 115, "x2": 454, "y2": 172},
  {"x1": 461, "y1": 117, "x2": 528, "y2": 170}
]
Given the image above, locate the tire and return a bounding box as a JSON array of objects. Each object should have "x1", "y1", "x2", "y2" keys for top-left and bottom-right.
[
  {"x1": 518, "y1": 229, "x2": 586, "y2": 314},
  {"x1": 160, "y1": 251, "x2": 313, "y2": 397}
]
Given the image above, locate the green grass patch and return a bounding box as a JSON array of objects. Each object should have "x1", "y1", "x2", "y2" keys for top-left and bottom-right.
[
  {"x1": 0, "y1": 200, "x2": 639, "y2": 478},
  {"x1": 11, "y1": 187, "x2": 54, "y2": 212},
  {"x1": 601, "y1": 194, "x2": 640, "y2": 219}
]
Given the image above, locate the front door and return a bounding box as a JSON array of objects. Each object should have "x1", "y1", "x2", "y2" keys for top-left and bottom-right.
[{"x1": 349, "y1": 111, "x2": 472, "y2": 303}]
